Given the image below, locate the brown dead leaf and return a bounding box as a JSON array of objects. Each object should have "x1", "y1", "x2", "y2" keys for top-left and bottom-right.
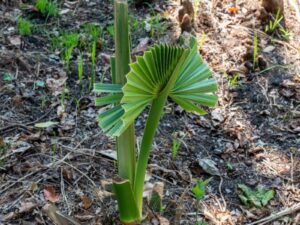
[
  {"x1": 44, "y1": 185, "x2": 60, "y2": 203},
  {"x1": 80, "y1": 195, "x2": 93, "y2": 209}
]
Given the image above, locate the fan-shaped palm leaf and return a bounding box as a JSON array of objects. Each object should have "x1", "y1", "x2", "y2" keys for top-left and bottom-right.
[{"x1": 94, "y1": 40, "x2": 218, "y2": 137}]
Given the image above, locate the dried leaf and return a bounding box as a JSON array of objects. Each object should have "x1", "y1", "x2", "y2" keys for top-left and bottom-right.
[
  {"x1": 80, "y1": 195, "x2": 93, "y2": 209},
  {"x1": 19, "y1": 201, "x2": 37, "y2": 213},
  {"x1": 30, "y1": 182, "x2": 38, "y2": 192},
  {"x1": 44, "y1": 185, "x2": 60, "y2": 203},
  {"x1": 228, "y1": 7, "x2": 239, "y2": 14}
]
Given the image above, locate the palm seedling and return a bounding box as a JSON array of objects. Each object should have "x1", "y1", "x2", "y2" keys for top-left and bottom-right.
[{"x1": 94, "y1": 0, "x2": 218, "y2": 223}]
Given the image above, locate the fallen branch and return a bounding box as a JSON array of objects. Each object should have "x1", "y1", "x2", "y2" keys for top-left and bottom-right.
[{"x1": 247, "y1": 203, "x2": 300, "y2": 225}]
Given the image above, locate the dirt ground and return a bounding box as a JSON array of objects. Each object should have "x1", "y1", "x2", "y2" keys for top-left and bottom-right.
[{"x1": 0, "y1": 0, "x2": 300, "y2": 224}]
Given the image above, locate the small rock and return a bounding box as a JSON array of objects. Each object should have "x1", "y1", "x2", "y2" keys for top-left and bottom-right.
[
  {"x1": 263, "y1": 45, "x2": 275, "y2": 53},
  {"x1": 211, "y1": 108, "x2": 225, "y2": 126}
]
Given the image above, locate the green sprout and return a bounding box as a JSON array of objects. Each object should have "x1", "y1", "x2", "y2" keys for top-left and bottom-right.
[
  {"x1": 35, "y1": 0, "x2": 59, "y2": 20},
  {"x1": 78, "y1": 52, "x2": 83, "y2": 87},
  {"x1": 265, "y1": 9, "x2": 283, "y2": 34},
  {"x1": 192, "y1": 178, "x2": 211, "y2": 223},
  {"x1": 17, "y1": 18, "x2": 32, "y2": 36},
  {"x1": 35, "y1": 0, "x2": 47, "y2": 14}
]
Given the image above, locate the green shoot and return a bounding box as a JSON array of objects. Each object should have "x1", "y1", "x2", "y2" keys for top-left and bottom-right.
[
  {"x1": 107, "y1": 25, "x2": 114, "y2": 38},
  {"x1": 227, "y1": 73, "x2": 239, "y2": 87},
  {"x1": 172, "y1": 138, "x2": 181, "y2": 159},
  {"x1": 78, "y1": 52, "x2": 83, "y2": 87},
  {"x1": 62, "y1": 32, "x2": 79, "y2": 73},
  {"x1": 84, "y1": 23, "x2": 103, "y2": 42},
  {"x1": 35, "y1": 0, "x2": 59, "y2": 19},
  {"x1": 90, "y1": 41, "x2": 97, "y2": 89},
  {"x1": 46, "y1": 1, "x2": 59, "y2": 18},
  {"x1": 73, "y1": 97, "x2": 81, "y2": 113},
  {"x1": 149, "y1": 14, "x2": 167, "y2": 39},
  {"x1": 17, "y1": 18, "x2": 32, "y2": 36},
  {"x1": 253, "y1": 31, "x2": 258, "y2": 70},
  {"x1": 192, "y1": 178, "x2": 211, "y2": 201},
  {"x1": 171, "y1": 132, "x2": 185, "y2": 159},
  {"x1": 36, "y1": 0, "x2": 47, "y2": 14},
  {"x1": 192, "y1": 178, "x2": 211, "y2": 223},
  {"x1": 65, "y1": 48, "x2": 73, "y2": 73},
  {"x1": 279, "y1": 27, "x2": 290, "y2": 40},
  {"x1": 265, "y1": 9, "x2": 283, "y2": 34}
]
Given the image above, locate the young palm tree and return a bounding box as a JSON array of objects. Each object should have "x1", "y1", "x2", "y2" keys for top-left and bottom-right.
[{"x1": 94, "y1": 37, "x2": 218, "y2": 223}]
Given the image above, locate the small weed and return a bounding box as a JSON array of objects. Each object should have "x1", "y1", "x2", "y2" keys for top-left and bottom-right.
[
  {"x1": 106, "y1": 25, "x2": 114, "y2": 38},
  {"x1": 60, "y1": 85, "x2": 67, "y2": 106},
  {"x1": 18, "y1": 17, "x2": 32, "y2": 36},
  {"x1": 46, "y1": 1, "x2": 59, "y2": 18},
  {"x1": 40, "y1": 95, "x2": 47, "y2": 109},
  {"x1": 73, "y1": 97, "x2": 81, "y2": 113},
  {"x1": 265, "y1": 9, "x2": 289, "y2": 39},
  {"x1": 130, "y1": 15, "x2": 143, "y2": 33},
  {"x1": 90, "y1": 41, "x2": 97, "y2": 88},
  {"x1": 171, "y1": 132, "x2": 185, "y2": 159},
  {"x1": 36, "y1": 0, "x2": 47, "y2": 14},
  {"x1": 227, "y1": 73, "x2": 239, "y2": 87},
  {"x1": 149, "y1": 14, "x2": 168, "y2": 39},
  {"x1": 192, "y1": 178, "x2": 211, "y2": 201},
  {"x1": 35, "y1": 0, "x2": 59, "y2": 19},
  {"x1": 2, "y1": 72, "x2": 13, "y2": 81},
  {"x1": 253, "y1": 31, "x2": 258, "y2": 70},
  {"x1": 265, "y1": 9, "x2": 283, "y2": 34},
  {"x1": 279, "y1": 27, "x2": 290, "y2": 40},
  {"x1": 226, "y1": 162, "x2": 234, "y2": 172},
  {"x1": 62, "y1": 32, "x2": 79, "y2": 73},
  {"x1": 238, "y1": 184, "x2": 275, "y2": 208},
  {"x1": 192, "y1": 178, "x2": 211, "y2": 224},
  {"x1": 84, "y1": 23, "x2": 103, "y2": 42}
]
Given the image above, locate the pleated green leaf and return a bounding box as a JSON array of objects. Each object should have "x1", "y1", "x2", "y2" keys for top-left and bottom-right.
[
  {"x1": 95, "y1": 94, "x2": 123, "y2": 106},
  {"x1": 94, "y1": 83, "x2": 123, "y2": 93},
  {"x1": 94, "y1": 38, "x2": 218, "y2": 137}
]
